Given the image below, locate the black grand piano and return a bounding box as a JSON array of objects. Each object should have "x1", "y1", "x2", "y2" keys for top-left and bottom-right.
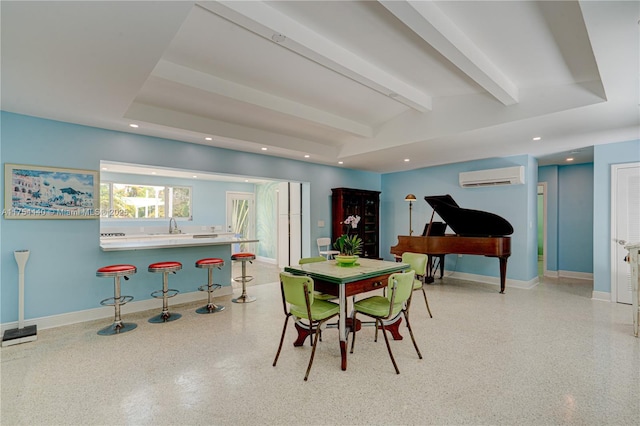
[{"x1": 390, "y1": 195, "x2": 513, "y2": 293}]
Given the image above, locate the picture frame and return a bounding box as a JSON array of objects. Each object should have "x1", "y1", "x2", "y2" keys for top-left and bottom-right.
[{"x1": 4, "y1": 163, "x2": 99, "y2": 219}]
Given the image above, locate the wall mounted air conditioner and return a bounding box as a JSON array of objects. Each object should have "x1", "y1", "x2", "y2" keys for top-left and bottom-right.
[{"x1": 459, "y1": 166, "x2": 525, "y2": 188}]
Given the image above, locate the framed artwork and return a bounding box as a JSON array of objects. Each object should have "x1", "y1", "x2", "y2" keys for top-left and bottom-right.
[{"x1": 4, "y1": 163, "x2": 99, "y2": 219}]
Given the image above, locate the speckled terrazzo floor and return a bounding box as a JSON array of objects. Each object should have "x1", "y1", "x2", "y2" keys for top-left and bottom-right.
[{"x1": 2, "y1": 271, "x2": 639, "y2": 426}]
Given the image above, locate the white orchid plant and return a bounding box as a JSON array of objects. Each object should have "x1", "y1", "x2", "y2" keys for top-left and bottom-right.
[{"x1": 334, "y1": 215, "x2": 363, "y2": 256}]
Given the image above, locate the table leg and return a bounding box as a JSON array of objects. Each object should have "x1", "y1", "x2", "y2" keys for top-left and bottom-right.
[{"x1": 339, "y1": 284, "x2": 347, "y2": 370}]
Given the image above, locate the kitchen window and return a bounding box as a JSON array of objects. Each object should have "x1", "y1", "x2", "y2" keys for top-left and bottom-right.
[{"x1": 100, "y1": 183, "x2": 192, "y2": 219}]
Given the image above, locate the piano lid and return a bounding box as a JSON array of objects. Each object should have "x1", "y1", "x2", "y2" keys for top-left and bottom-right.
[{"x1": 424, "y1": 195, "x2": 513, "y2": 237}]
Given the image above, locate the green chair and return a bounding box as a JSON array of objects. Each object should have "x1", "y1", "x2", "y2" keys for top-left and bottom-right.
[
  {"x1": 273, "y1": 272, "x2": 340, "y2": 381},
  {"x1": 350, "y1": 270, "x2": 422, "y2": 374},
  {"x1": 299, "y1": 256, "x2": 335, "y2": 301},
  {"x1": 401, "y1": 252, "x2": 433, "y2": 318}
]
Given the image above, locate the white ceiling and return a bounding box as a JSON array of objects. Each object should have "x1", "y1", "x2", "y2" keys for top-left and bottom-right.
[{"x1": 2, "y1": 1, "x2": 638, "y2": 173}]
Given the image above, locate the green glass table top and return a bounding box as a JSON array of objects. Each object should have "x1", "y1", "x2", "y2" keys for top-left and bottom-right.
[{"x1": 285, "y1": 258, "x2": 408, "y2": 284}]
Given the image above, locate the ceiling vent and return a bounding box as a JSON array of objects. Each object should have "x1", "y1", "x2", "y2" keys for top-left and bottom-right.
[{"x1": 459, "y1": 166, "x2": 525, "y2": 188}]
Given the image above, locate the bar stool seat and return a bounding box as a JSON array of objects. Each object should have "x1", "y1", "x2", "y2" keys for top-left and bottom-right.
[
  {"x1": 195, "y1": 258, "x2": 225, "y2": 314},
  {"x1": 148, "y1": 261, "x2": 182, "y2": 323},
  {"x1": 96, "y1": 264, "x2": 137, "y2": 335},
  {"x1": 231, "y1": 253, "x2": 256, "y2": 303}
]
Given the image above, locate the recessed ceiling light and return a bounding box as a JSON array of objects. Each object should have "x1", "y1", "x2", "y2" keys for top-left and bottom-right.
[
  {"x1": 205, "y1": 137, "x2": 212, "y2": 141},
  {"x1": 244, "y1": 179, "x2": 249, "y2": 183},
  {"x1": 304, "y1": 154, "x2": 310, "y2": 158},
  {"x1": 532, "y1": 136, "x2": 541, "y2": 141},
  {"x1": 101, "y1": 167, "x2": 108, "y2": 171},
  {"x1": 151, "y1": 172, "x2": 156, "y2": 175},
  {"x1": 129, "y1": 124, "x2": 139, "y2": 128},
  {"x1": 338, "y1": 161, "x2": 344, "y2": 165},
  {"x1": 566, "y1": 157, "x2": 574, "y2": 162},
  {"x1": 192, "y1": 175, "x2": 198, "y2": 178},
  {"x1": 261, "y1": 147, "x2": 268, "y2": 151},
  {"x1": 404, "y1": 158, "x2": 410, "y2": 162}
]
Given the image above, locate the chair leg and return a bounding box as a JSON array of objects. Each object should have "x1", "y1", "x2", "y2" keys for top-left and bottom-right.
[
  {"x1": 379, "y1": 320, "x2": 400, "y2": 374},
  {"x1": 422, "y1": 288, "x2": 433, "y2": 318},
  {"x1": 403, "y1": 311, "x2": 423, "y2": 359},
  {"x1": 304, "y1": 320, "x2": 322, "y2": 381},
  {"x1": 350, "y1": 312, "x2": 358, "y2": 354},
  {"x1": 273, "y1": 315, "x2": 290, "y2": 367}
]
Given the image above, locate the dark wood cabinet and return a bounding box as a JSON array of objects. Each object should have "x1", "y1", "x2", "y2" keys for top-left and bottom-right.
[{"x1": 331, "y1": 188, "x2": 380, "y2": 259}]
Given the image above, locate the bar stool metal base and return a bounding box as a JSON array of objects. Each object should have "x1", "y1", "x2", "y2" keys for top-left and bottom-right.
[
  {"x1": 98, "y1": 322, "x2": 137, "y2": 335},
  {"x1": 148, "y1": 312, "x2": 182, "y2": 323},
  {"x1": 196, "y1": 303, "x2": 225, "y2": 314},
  {"x1": 232, "y1": 294, "x2": 257, "y2": 303}
]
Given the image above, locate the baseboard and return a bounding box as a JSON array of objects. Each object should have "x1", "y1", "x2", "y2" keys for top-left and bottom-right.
[
  {"x1": 544, "y1": 270, "x2": 559, "y2": 278},
  {"x1": 444, "y1": 271, "x2": 539, "y2": 290},
  {"x1": 591, "y1": 291, "x2": 611, "y2": 302},
  {"x1": 0, "y1": 287, "x2": 233, "y2": 334},
  {"x1": 558, "y1": 270, "x2": 593, "y2": 280}
]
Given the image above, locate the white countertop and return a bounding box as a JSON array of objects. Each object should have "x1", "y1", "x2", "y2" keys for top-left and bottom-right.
[{"x1": 100, "y1": 233, "x2": 258, "y2": 251}]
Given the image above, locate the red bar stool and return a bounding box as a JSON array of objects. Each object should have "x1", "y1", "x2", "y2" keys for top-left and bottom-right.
[
  {"x1": 148, "y1": 261, "x2": 182, "y2": 323},
  {"x1": 231, "y1": 252, "x2": 256, "y2": 303},
  {"x1": 96, "y1": 264, "x2": 137, "y2": 335},
  {"x1": 195, "y1": 258, "x2": 225, "y2": 314}
]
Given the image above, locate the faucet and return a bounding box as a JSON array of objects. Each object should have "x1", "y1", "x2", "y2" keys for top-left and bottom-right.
[{"x1": 169, "y1": 217, "x2": 179, "y2": 234}]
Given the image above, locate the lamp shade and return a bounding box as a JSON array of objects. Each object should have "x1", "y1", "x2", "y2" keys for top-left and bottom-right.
[{"x1": 404, "y1": 194, "x2": 416, "y2": 201}]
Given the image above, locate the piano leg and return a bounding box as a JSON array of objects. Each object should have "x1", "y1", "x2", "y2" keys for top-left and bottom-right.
[
  {"x1": 425, "y1": 255, "x2": 445, "y2": 284},
  {"x1": 499, "y1": 256, "x2": 508, "y2": 294}
]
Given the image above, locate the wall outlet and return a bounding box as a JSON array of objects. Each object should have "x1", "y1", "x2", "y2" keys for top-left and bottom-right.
[{"x1": 318, "y1": 220, "x2": 325, "y2": 227}]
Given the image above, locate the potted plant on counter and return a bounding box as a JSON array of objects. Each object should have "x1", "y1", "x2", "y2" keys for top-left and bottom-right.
[{"x1": 334, "y1": 215, "x2": 362, "y2": 266}]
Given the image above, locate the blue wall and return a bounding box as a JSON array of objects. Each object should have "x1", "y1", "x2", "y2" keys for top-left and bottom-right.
[
  {"x1": 558, "y1": 163, "x2": 594, "y2": 273},
  {"x1": 0, "y1": 112, "x2": 379, "y2": 323},
  {"x1": 593, "y1": 139, "x2": 640, "y2": 294},
  {"x1": 380, "y1": 155, "x2": 538, "y2": 282},
  {"x1": 1, "y1": 110, "x2": 635, "y2": 323}
]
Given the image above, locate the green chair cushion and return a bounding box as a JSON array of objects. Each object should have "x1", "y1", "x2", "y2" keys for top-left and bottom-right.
[
  {"x1": 353, "y1": 295, "x2": 403, "y2": 318},
  {"x1": 291, "y1": 299, "x2": 340, "y2": 321}
]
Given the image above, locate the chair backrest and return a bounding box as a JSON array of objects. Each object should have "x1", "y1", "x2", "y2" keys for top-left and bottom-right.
[
  {"x1": 279, "y1": 272, "x2": 314, "y2": 307},
  {"x1": 387, "y1": 270, "x2": 416, "y2": 308},
  {"x1": 401, "y1": 252, "x2": 428, "y2": 276},
  {"x1": 299, "y1": 256, "x2": 327, "y2": 265},
  {"x1": 317, "y1": 237, "x2": 332, "y2": 250}
]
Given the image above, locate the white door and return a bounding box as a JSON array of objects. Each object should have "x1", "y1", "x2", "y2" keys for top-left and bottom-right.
[
  {"x1": 277, "y1": 182, "x2": 302, "y2": 267},
  {"x1": 612, "y1": 163, "x2": 640, "y2": 304},
  {"x1": 226, "y1": 192, "x2": 256, "y2": 254}
]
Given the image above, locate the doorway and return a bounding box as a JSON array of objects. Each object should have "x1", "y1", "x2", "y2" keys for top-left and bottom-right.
[
  {"x1": 537, "y1": 183, "x2": 547, "y2": 277},
  {"x1": 226, "y1": 191, "x2": 256, "y2": 254},
  {"x1": 611, "y1": 162, "x2": 640, "y2": 304}
]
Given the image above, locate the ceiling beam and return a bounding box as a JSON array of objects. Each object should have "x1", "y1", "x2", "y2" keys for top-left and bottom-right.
[
  {"x1": 380, "y1": 0, "x2": 519, "y2": 106},
  {"x1": 197, "y1": 1, "x2": 432, "y2": 112},
  {"x1": 152, "y1": 60, "x2": 373, "y2": 137}
]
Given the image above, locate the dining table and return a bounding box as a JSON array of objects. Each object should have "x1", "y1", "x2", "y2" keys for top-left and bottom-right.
[{"x1": 284, "y1": 257, "x2": 408, "y2": 370}]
